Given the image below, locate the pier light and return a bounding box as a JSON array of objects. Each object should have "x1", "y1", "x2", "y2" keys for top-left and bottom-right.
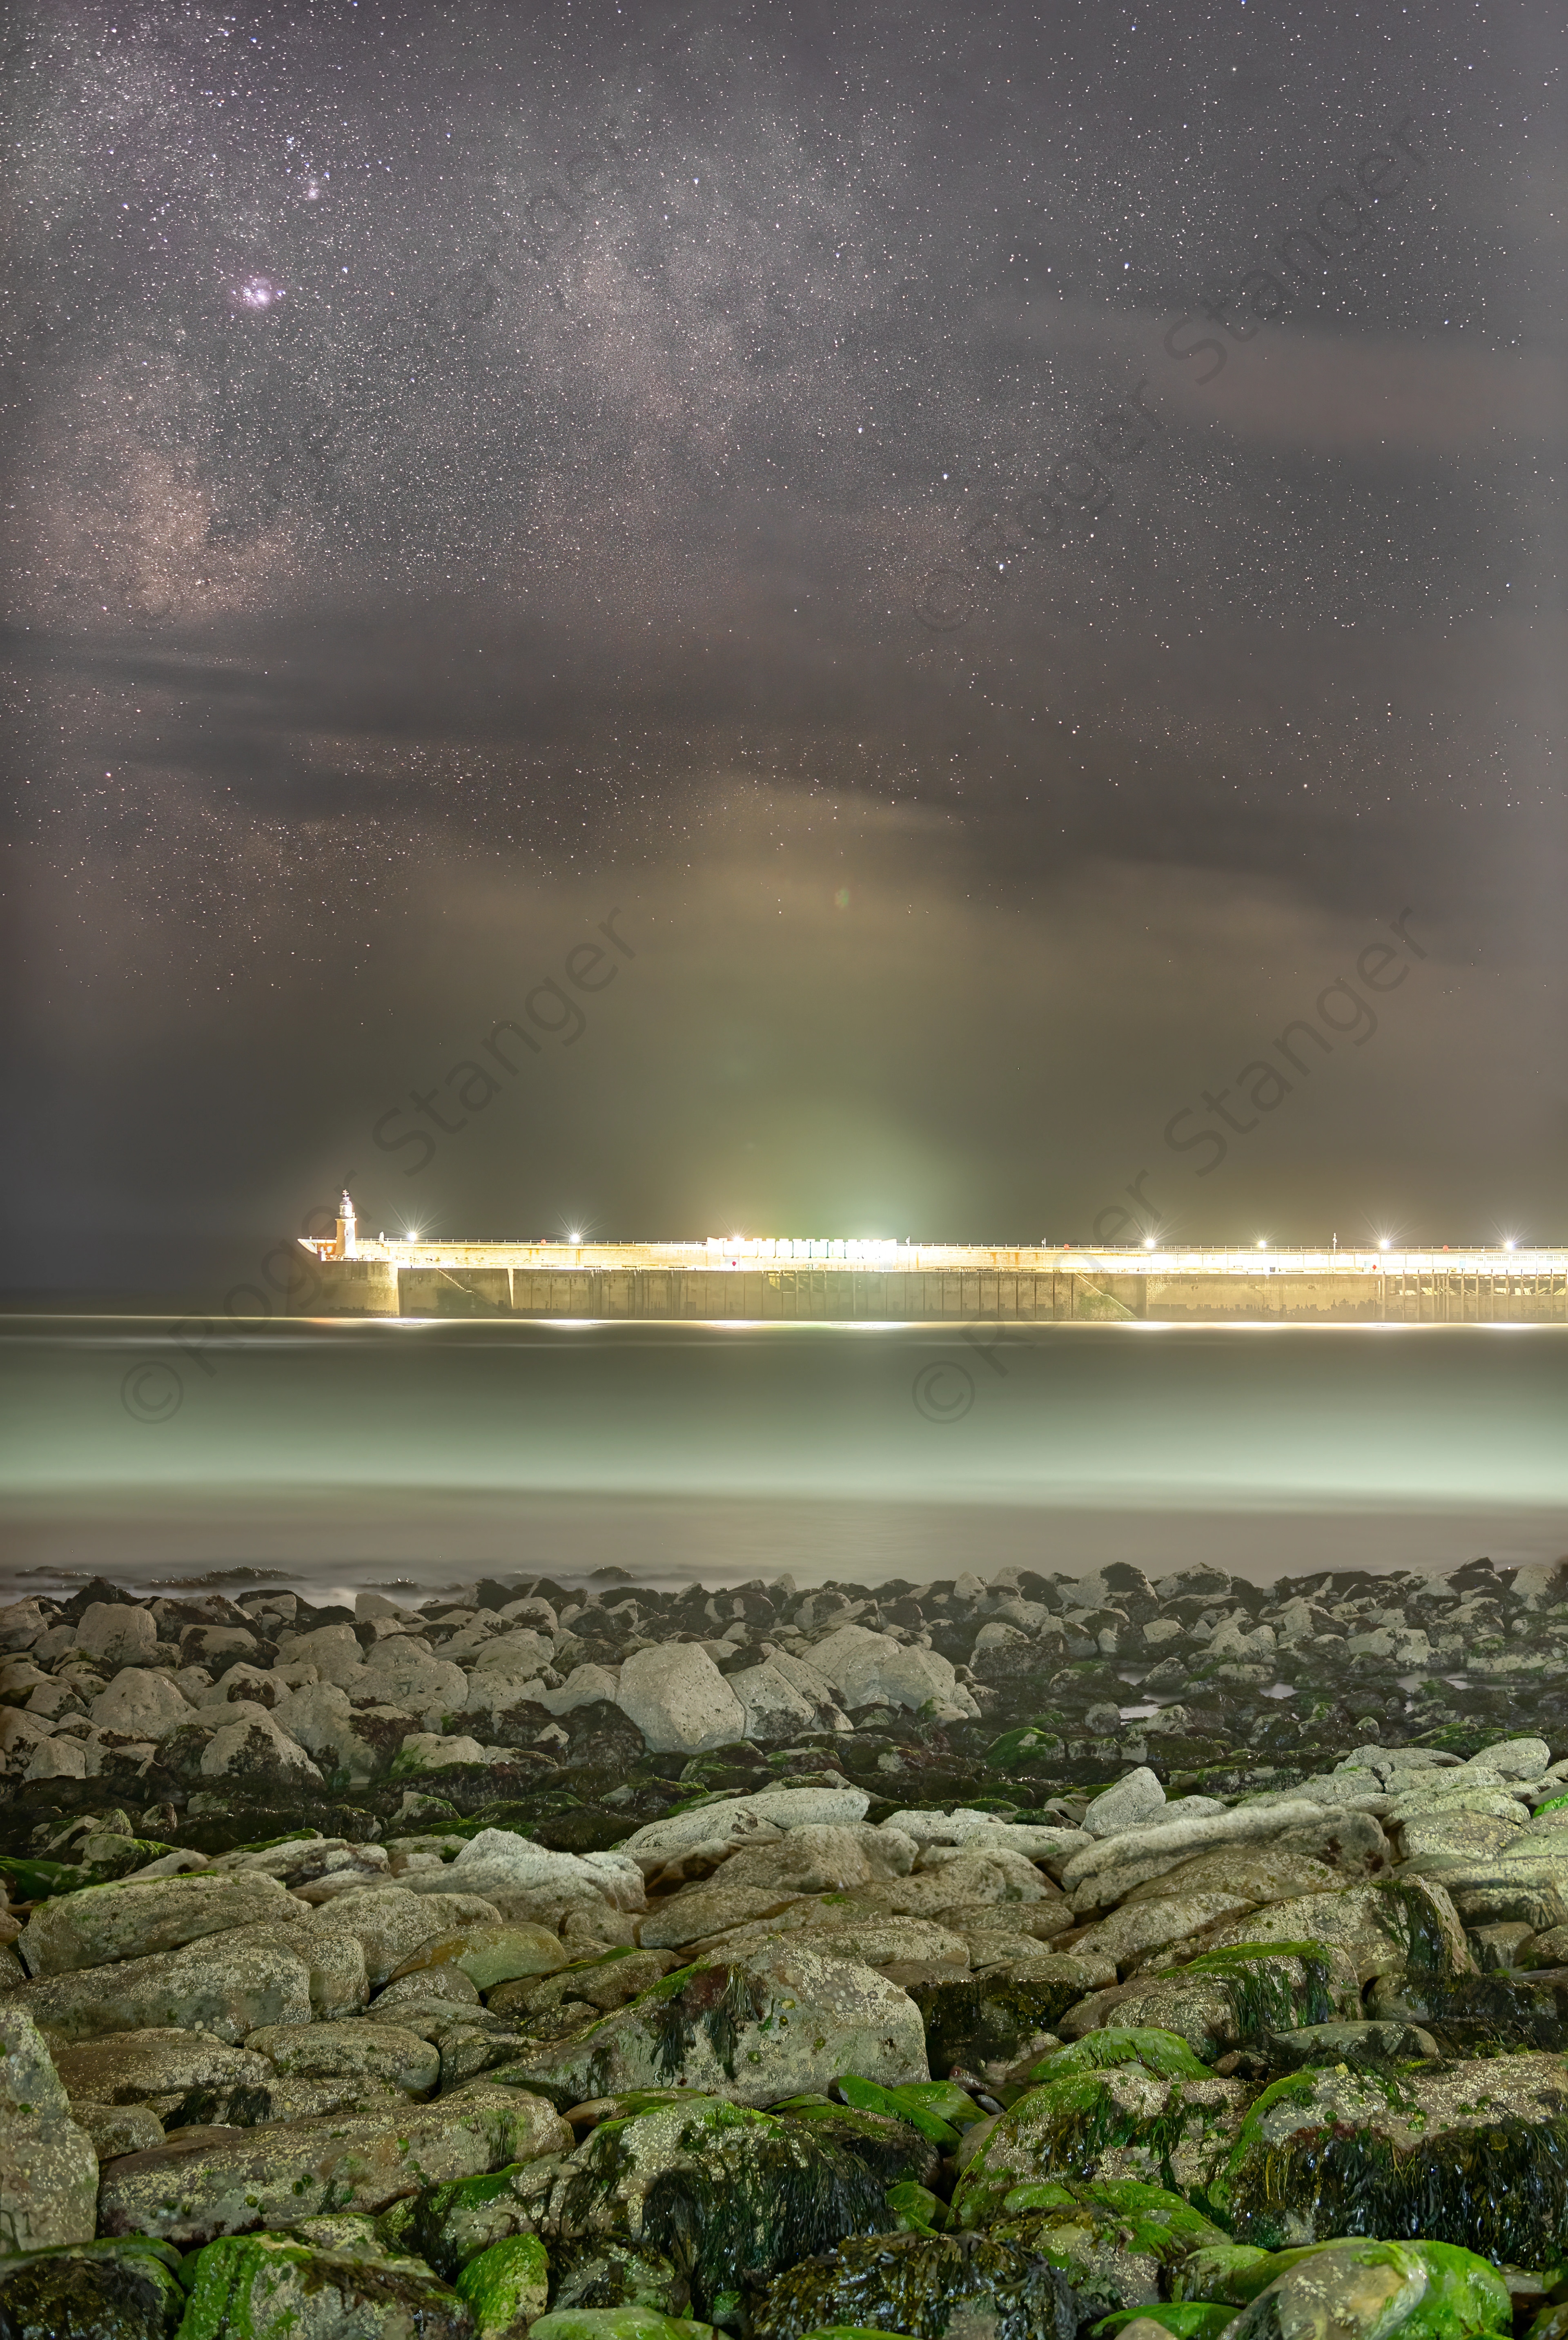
[
  {"x1": 568, "y1": 1229, "x2": 583, "y2": 1243},
  {"x1": 1143, "y1": 1236, "x2": 1157, "y2": 1250},
  {"x1": 1256, "y1": 1239, "x2": 1268, "y2": 1250},
  {"x1": 1379, "y1": 1239, "x2": 1390, "y2": 1251},
  {"x1": 1506, "y1": 1238, "x2": 1517, "y2": 1251}
]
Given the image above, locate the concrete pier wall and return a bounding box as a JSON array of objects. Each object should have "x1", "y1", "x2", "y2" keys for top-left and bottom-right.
[{"x1": 294, "y1": 1262, "x2": 1568, "y2": 1324}]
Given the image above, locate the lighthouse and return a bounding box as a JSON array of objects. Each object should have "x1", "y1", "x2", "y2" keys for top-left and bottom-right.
[{"x1": 334, "y1": 1188, "x2": 358, "y2": 1260}]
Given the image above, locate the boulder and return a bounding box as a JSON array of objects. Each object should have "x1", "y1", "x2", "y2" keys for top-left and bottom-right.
[
  {"x1": 16, "y1": 1934, "x2": 313, "y2": 2045},
  {"x1": 951, "y1": 2058, "x2": 1252, "y2": 2225},
  {"x1": 198, "y1": 1704, "x2": 324, "y2": 1791},
  {"x1": 177, "y1": 2230, "x2": 472, "y2": 2340},
  {"x1": 617, "y1": 1784, "x2": 871, "y2": 1870},
  {"x1": 1162, "y1": 1878, "x2": 1473, "y2": 1987},
  {"x1": 1219, "y1": 2239, "x2": 1510, "y2": 2340},
  {"x1": 718, "y1": 1822, "x2": 916, "y2": 1897},
  {"x1": 20, "y1": 1870, "x2": 300, "y2": 1975},
  {"x1": 753, "y1": 2227, "x2": 1078, "y2": 2340},
  {"x1": 245, "y1": 2019, "x2": 441, "y2": 2098},
  {"x1": 637, "y1": 1883, "x2": 808, "y2": 1950},
  {"x1": 615, "y1": 1645, "x2": 746, "y2": 1754},
  {"x1": 455, "y1": 2233, "x2": 551, "y2": 2335},
  {"x1": 1061, "y1": 1943, "x2": 1362, "y2": 2057},
  {"x1": 51, "y1": 2027, "x2": 275, "y2": 2105},
  {"x1": 1083, "y1": 1768, "x2": 1167, "y2": 1837},
  {"x1": 726, "y1": 1660, "x2": 822, "y2": 1741},
  {"x1": 1066, "y1": 1891, "x2": 1263, "y2": 1977},
  {"x1": 1215, "y1": 2048, "x2": 1568, "y2": 2264},
  {"x1": 98, "y1": 2081, "x2": 573, "y2": 2243},
  {"x1": 804, "y1": 1623, "x2": 973, "y2": 1715},
  {"x1": 440, "y1": 1830, "x2": 644, "y2": 1910},
  {"x1": 305, "y1": 1888, "x2": 497, "y2": 1989},
  {"x1": 281, "y1": 1622, "x2": 366, "y2": 1685},
  {"x1": 88, "y1": 1668, "x2": 192, "y2": 1742},
  {"x1": 504, "y1": 1941, "x2": 930, "y2": 2108},
  {"x1": 390, "y1": 1921, "x2": 568, "y2": 1992},
  {"x1": 0, "y1": 2003, "x2": 99, "y2": 2251},
  {"x1": 270, "y1": 1681, "x2": 381, "y2": 1785},
  {"x1": 0, "y1": 2240, "x2": 186, "y2": 2340},
  {"x1": 76, "y1": 1601, "x2": 160, "y2": 1669}
]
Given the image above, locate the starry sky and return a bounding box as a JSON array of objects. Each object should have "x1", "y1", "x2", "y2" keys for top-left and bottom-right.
[{"x1": 2, "y1": 0, "x2": 1563, "y2": 1290}]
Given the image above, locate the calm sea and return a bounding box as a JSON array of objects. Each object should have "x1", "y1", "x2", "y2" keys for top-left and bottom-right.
[{"x1": 1, "y1": 1317, "x2": 1566, "y2": 1599}]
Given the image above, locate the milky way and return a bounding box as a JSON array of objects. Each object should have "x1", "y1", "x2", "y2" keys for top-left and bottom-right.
[{"x1": 1, "y1": 0, "x2": 1562, "y2": 1278}]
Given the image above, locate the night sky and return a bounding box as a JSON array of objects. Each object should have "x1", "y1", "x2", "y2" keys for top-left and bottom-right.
[{"x1": 2, "y1": 0, "x2": 1563, "y2": 1293}]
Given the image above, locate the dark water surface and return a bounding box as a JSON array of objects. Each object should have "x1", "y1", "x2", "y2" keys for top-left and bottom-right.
[{"x1": 2, "y1": 1318, "x2": 1566, "y2": 1599}]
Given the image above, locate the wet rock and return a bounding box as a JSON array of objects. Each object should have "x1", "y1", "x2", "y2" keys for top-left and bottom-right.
[
  {"x1": 1084, "y1": 1769, "x2": 1167, "y2": 1836},
  {"x1": 1218, "y1": 2237, "x2": 1511, "y2": 2340},
  {"x1": 493, "y1": 1949, "x2": 680, "y2": 2020},
  {"x1": 0, "y1": 2239, "x2": 185, "y2": 2340},
  {"x1": 503, "y1": 1941, "x2": 929, "y2": 2108},
  {"x1": 1060, "y1": 1942, "x2": 1361, "y2": 2059},
  {"x1": 436, "y1": 1830, "x2": 644, "y2": 1910},
  {"x1": 301, "y1": 1887, "x2": 496, "y2": 1989},
  {"x1": 19, "y1": 1869, "x2": 300, "y2": 1975},
  {"x1": 637, "y1": 1883, "x2": 807, "y2": 1950},
  {"x1": 951, "y1": 2056, "x2": 1252, "y2": 2225},
  {"x1": 912, "y1": 1959, "x2": 1108, "y2": 2077},
  {"x1": 1150, "y1": 1878, "x2": 1473, "y2": 1988},
  {"x1": 0, "y1": 2002, "x2": 99, "y2": 2250},
  {"x1": 98, "y1": 2081, "x2": 573, "y2": 2243},
  {"x1": 1265, "y1": 2018, "x2": 1439, "y2": 2068},
  {"x1": 17, "y1": 1934, "x2": 312, "y2": 2045},
  {"x1": 88, "y1": 1670, "x2": 192, "y2": 1743},
  {"x1": 805, "y1": 1625, "x2": 974, "y2": 1717},
  {"x1": 1066, "y1": 1892, "x2": 1264, "y2": 1976},
  {"x1": 1216, "y1": 2048, "x2": 1568, "y2": 2261},
  {"x1": 545, "y1": 2093, "x2": 894, "y2": 2318},
  {"x1": 989, "y1": 2177, "x2": 1227, "y2": 2321},
  {"x1": 752, "y1": 2227, "x2": 1079, "y2": 2340},
  {"x1": 454, "y1": 2232, "x2": 552, "y2": 2336},
  {"x1": 178, "y1": 2230, "x2": 472, "y2": 2340}
]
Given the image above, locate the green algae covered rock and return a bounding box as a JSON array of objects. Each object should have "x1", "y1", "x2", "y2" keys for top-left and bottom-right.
[
  {"x1": 1095, "y1": 2309, "x2": 1240, "y2": 2340},
  {"x1": 1221, "y1": 2239, "x2": 1511, "y2": 2340},
  {"x1": 389, "y1": 2153, "x2": 568, "y2": 2281},
  {"x1": 1213, "y1": 2052, "x2": 1568, "y2": 2264},
  {"x1": 530, "y1": 2312, "x2": 712, "y2": 2340},
  {"x1": 1027, "y1": 2032, "x2": 1212, "y2": 2086},
  {"x1": 1063, "y1": 1946, "x2": 1359, "y2": 2063},
  {"x1": 769, "y1": 2094, "x2": 944, "y2": 2189},
  {"x1": 452, "y1": 2233, "x2": 551, "y2": 2337},
  {"x1": 176, "y1": 2230, "x2": 472, "y2": 2340},
  {"x1": 752, "y1": 2229, "x2": 1080, "y2": 2340},
  {"x1": 987, "y1": 2179, "x2": 1230, "y2": 2320},
  {"x1": 951, "y1": 2061, "x2": 1253, "y2": 2226},
  {"x1": 545, "y1": 2093, "x2": 892, "y2": 2318},
  {"x1": 0, "y1": 2240, "x2": 184, "y2": 2340}
]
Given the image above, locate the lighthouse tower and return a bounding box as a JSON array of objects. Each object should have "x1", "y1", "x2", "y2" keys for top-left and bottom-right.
[{"x1": 334, "y1": 1188, "x2": 358, "y2": 1260}]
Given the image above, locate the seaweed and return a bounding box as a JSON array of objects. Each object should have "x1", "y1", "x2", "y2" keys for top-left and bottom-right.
[
  {"x1": 1029, "y1": 2034, "x2": 1212, "y2": 2087},
  {"x1": 1177, "y1": 1946, "x2": 1339, "y2": 2045},
  {"x1": 752, "y1": 2231, "x2": 1080, "y2": 2340},
  {"x1": 0, "y1": 2249, "x2": 183, "y2": 2340},
  {"x1": 1221, "y1": 2107, "x2": 1568, "y2": 2265},
  {"x1": 641, "y1": 1965, "x2": 773, "y2": 2085}
]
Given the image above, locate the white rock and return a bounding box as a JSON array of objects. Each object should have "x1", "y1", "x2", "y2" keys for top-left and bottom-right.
[
  {"x1": 1083, "y1": 1766, "x2": 1167, "y2": 1837},
  {"x1": 394, "y1": 1731, "x2": 488, "y2": 1772},
  {"x1": 616, "y1": 1642, "x2": 746, "y2": 1754},
  {"x1": 1479, "y1": 1736, "x2": 1552, "y2": 1778},
  {"x1": 806, "y1": 1623, "x2": 975, "y2": 1715},
  {"x1": 617, "y1": 1782, "x2": 872, "y2": 1871},
  {"x1": 362, "y1": 1641, "x2": 468, "y2": 1720},
  {"x1": 1060, "y1": 1795, "x2": 1330, "y2": 1888},
  {"x1": 200, "y1": 1705, "x2": 324, "y2": 1789},
  {"x1": 442, "y1": 1827, "x2": 645, "y2": 1910},
  {"x1": 758, "y1": 1647, "x2": 853, "y2": 1731},
  {"x1": 23, "y1": 1738, "x2": 89, "y2": 1782},
  {"x1": 531, "y1": 1663, "x2": 621, "y2": 1716},
  {"x1": 89, "y1": 1669, "x2": 191, "y2": 1743},
  {"x1": 270, "y1": 1681, "x2": 376, "y2": 1785},
  {"x1": 727, "y1": 1659, "x2": 821, "y2": 1741},
  {"x1": 0, "y1": 1601, "x2": 49, "y2": 1654},
  {"x1": 881, "y1": 1807, "x2": 1082, "y2": 1863},
  {"x1": 283, "y1": 1623, "x2": 367, "y2": 1685},
  {"x1": 468, "y1": 1629, "x2": 556, "y2": 1678},
  {"x1": 74, "y1": 1602, "x2": 158, "y2": 1669},
  {"x1": 0, "y1": 1711, "x2": 57, "y2": 1777}
]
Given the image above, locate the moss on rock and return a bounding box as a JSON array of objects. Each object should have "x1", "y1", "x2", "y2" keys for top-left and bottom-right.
[{"x1": 952, "y1": 2063, "x2": 1252, "y2": 2226}]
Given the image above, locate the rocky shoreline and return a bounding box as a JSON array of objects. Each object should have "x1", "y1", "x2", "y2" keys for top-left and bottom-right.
[{"x1": 3, "y1": 1555, "x2": 1568, "y2": 2340}]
